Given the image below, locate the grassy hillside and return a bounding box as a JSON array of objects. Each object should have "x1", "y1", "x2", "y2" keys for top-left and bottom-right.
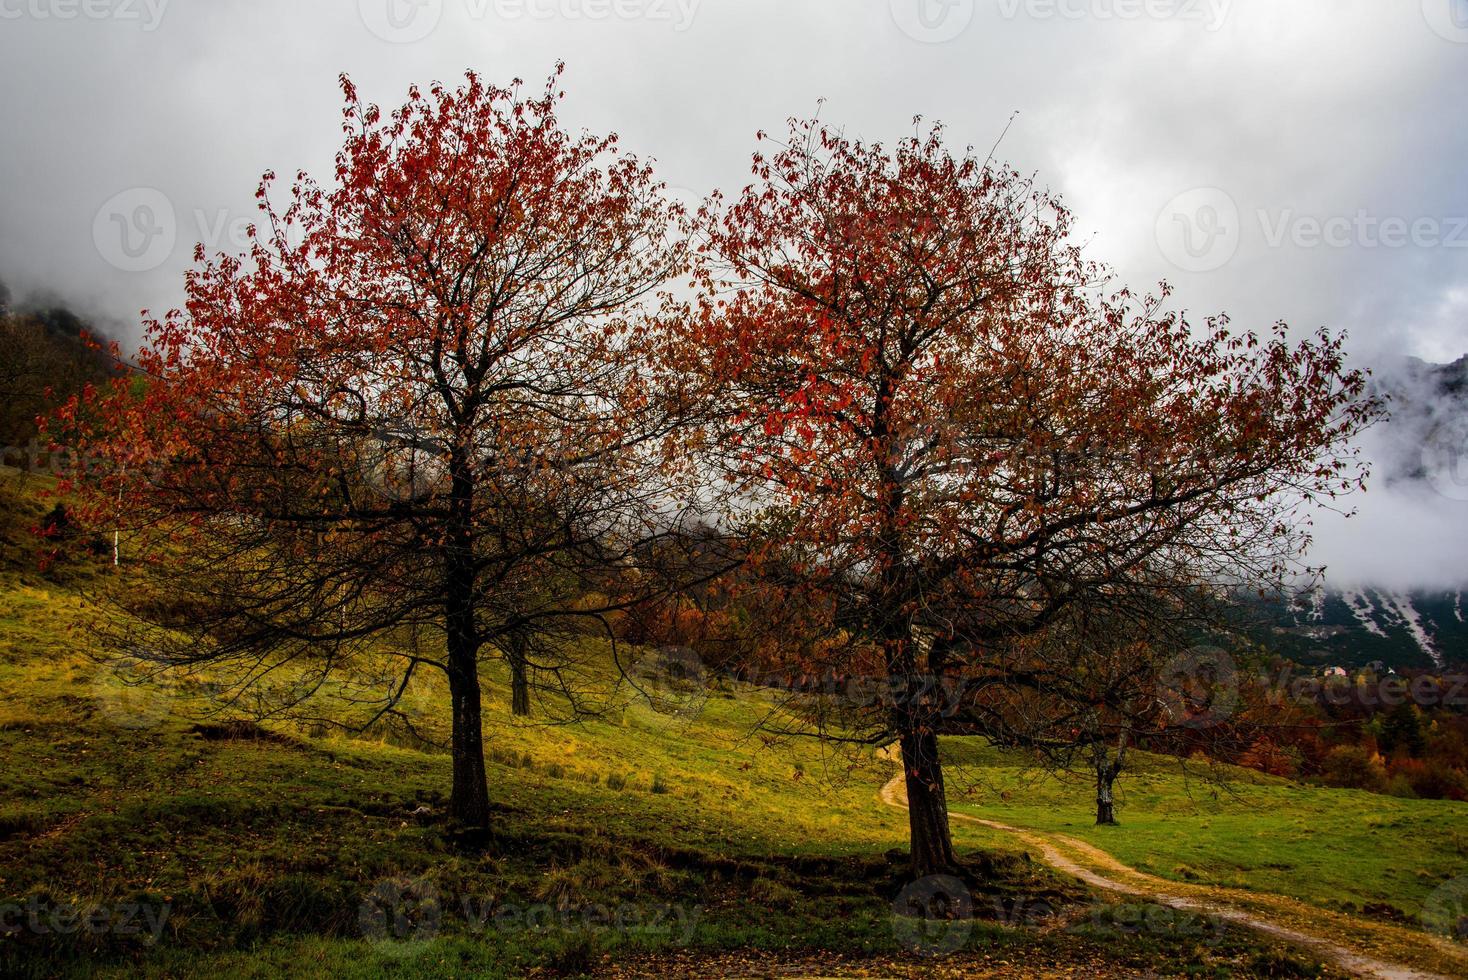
[
  {"x1": 942, "y1": 739, "x2": 1468, "y2": 922},
  {"x1": 0, "y1": 471, "x2": 1459, "y2": 978}
]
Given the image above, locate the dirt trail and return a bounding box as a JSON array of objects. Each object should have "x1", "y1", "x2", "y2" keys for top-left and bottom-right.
[{"x1": 879, "y1": 773, "x2": 1467, "y2": 980}]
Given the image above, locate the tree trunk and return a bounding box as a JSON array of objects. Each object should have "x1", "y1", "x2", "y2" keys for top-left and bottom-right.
[
  {"x1": 901, "y1": 725, "x2": 958, "y2": 877},
  {"x1": 445, "y1": 444, "x2": 490, "y2": 830},
  {"x1": 871, "y1": 443, "x2": 957, "y2": 879},
  {"x1": 509, "y1": 631, "x2": 530, "y2": 717},
  {"x1": 1095, "y1": 770, "x2": 1117, "y2": 825},
  {"x1": 448, "y1": 657, "x2": 491, "y2": 828},
  {"x1": 1094, "y1": 731, "x2": 1126, "y2": 826},
  {"x1": 882, "y1": 619, "x2": 958, "y2": 879}
]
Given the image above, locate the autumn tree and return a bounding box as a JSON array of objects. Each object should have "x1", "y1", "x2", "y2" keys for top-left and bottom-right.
[
  {"x1": 55, "y1": 67, "x2": 711, "y2": 831},
  {"x1": 692, "y1": 118, "x2": 1377, "y2": 877},
  {"x1": 1238, "y1": 737, "x2": 1298, "y2": 778}
]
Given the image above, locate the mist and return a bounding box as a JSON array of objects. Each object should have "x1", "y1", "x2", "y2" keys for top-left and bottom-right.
[{"x1": 1, "y1": 0, "x2": 1464, "y2": 587}]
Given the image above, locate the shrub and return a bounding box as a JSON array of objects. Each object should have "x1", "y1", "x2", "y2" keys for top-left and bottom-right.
[
  {"x1": 488, "y1": 746, "x2": 521, "y2": 769},
  {"x1": 1320, "y1": 745, "x2": 1388, "y2": 792},
  {"x1": 543, "y1": 932, "x2": 598, "y2": 975},
  {"x1": 1385, "y1": 774, "x2": 1418, "y2": 799},
  {"x1": 1393, "y1": 758, "x2": 1468, "y2": 801},
  {"x1": 1246, "y1": 948, "x2": 1324, "y2": 978},
  {"x1": 748, "y1": 876, "x2": 801, "y2": 909},
  {"x1": 1239, "y1": 739, "x2": 1298, "y2": 778}
]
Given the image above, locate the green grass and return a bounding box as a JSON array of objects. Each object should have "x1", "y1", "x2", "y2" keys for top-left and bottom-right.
[
  {"x1": 943, "y1": 737, "x2": 1468, "y2": 924},
  {"x1": 0, "y1": 471, "x2": 1440, "y2": 977}
]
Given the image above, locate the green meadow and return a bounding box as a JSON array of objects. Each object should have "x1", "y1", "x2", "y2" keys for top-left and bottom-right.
[{"x1": 1, "y1": 472, "x2": 1462, "y2": 978}]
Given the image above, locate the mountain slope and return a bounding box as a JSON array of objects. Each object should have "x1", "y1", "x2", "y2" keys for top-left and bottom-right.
[
  {"x1": 1255, "y1": 354, "x2": 1468, "y2": 670},
  {"x1": 1267, "y1": 586, "x2": 1468, "y2": 669}
]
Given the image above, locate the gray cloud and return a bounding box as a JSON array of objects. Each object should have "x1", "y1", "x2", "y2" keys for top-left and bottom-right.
[{"x1": 1, "y1": 0, "x2": 1464, "y2": 583}]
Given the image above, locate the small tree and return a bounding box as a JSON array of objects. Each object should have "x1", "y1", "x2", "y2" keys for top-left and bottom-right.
[
  {"x1": 1321, "y1": 744, "x2": 1389, "y2": 792},
  {"x1": 948, "y1": 591, "x2": 1234, "y2": 827},
  {"x1": 1029, "y1": 605, "x2": 1174, "y2": 827},
  {"x1": 56, "y1": 67, "x2": 706, "y2": 831},
  {"x1": 1379, "y1": 701, "x2": 1428, "y2": 758},
  {"x1": 694, "y1": 117, "x2": 1377, "y2": 877}
]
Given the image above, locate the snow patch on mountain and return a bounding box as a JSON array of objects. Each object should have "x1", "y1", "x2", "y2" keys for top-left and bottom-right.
[
  {"x1": 1384, "y1": 591, "x2": 1443, "y2": 669},
  {"x1": 1342, "y1": 589, "x2": 1388, "y2": 637},
  {"x1": 1307, "y1": 585, "x2": 1325, "y2": 623}
]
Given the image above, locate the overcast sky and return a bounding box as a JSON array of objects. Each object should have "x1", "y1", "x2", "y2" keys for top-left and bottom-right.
[{"x1": 1, "y1": 0, "x2": 1465, "y2": 586}]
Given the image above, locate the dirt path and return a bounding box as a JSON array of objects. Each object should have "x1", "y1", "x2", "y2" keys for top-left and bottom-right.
[{"x1": 879, "y1": 773, "x2": 1468, "y2": 980}]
